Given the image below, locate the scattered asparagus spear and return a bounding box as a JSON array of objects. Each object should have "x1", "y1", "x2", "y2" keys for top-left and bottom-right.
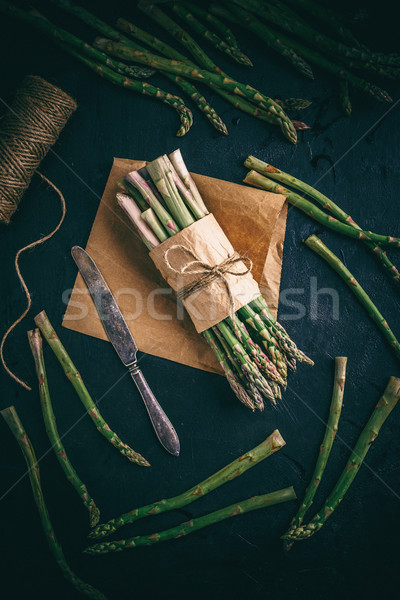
[
  {"x1": 181, "y1": 2, "x2": 240, "y2": 49},
  {"x1": 244, "y1": 156, "x2": 400, "y2": 288},
  {"x1": 217, "y1": 2, "x2": 314, "y2": 80},
  {"x1": 115, "y1": 15, "x2": 306, "y2": 136},
  {"x1": 27, "y1": 329, "x2": 100, "y2": 528},
  {"x1": 135, "y1": 2, "x2": 297, "y2": 143},
  {"x1": 34, "y1": 311, "x2": 150, "y2": 467},
  {"x1": 244, "y1": 169, "x2": 400, "y2": 247},
  {"x1": 171, "y1": 2, "x2": 253, "y2": 66},
  {"x1": 282, "y1": 0, "x2": 363, "y2": 49},
  {"x1": 284, "y1": 357, "x2": 347, "y2": 544},
  {"x1": 339, "y1": 80, "x2": 352, "y2": 116},
  {"x1": 241, "y1": 0, "x2": 393, "y2": 74},
  {"x1": 85, "y1": 486, "x2": 296, "y2": 554},
  {"x1": 1, "y1": 406, "x2": 107, "y2": 600},
  {"x1": 283, "y1": 376, "x2": 400, "y2": 541},
  {"x1": 304, "y1": 235, "x2": 400, "y2": 362},
  {"x1": 89, "y1": 429, "x2": 286, "y2": 539},
  {"x1": 275, "y1": 98, "x2": 312, "y2": 111},
  {"x1": 0, "y1": 2, "x2": 193, "y2": 138}
]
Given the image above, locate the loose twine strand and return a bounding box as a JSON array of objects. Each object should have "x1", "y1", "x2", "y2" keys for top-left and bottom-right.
[
  {"x1": 0, "y1": 75, "x2": 76, "y2": 389},
  {"x1": 163, "y1": 245, "x2": 253, "y2": 322}
]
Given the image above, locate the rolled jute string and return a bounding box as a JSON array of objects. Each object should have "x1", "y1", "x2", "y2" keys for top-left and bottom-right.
[
  {"x1": 163, "y1": 245, "x2": 253, "y2": 322},
  {"x1": 0, "y1": 76, "x2": 76, "y2": 390},
  {"x1": 0, "y1": 75, "x2": 76, "y2": 224}
]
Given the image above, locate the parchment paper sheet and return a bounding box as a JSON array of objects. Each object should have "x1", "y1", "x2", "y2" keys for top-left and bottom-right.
[{"x1": 62, "y1": 158, "x2": 287, "y2": 375}]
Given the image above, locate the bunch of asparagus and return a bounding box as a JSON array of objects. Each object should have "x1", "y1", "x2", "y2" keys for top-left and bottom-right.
[
  {"x1": 282, "y1": 361, "x2": 400, "y2": 545},
  {"x1": 116, "y1": 149, "x2": 313, "y2": 412},
  {"x1": 243, "y1": 156, "x2": 400, "y2": 364},
  {"x1": 209, "y1": 0, "x2": 397, "y2": 114},
  {"x1": 0, "y1": 0, "x2": 310, "y2": 142}
]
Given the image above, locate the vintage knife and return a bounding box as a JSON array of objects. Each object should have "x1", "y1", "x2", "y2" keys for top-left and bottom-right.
[{"x1": 71, "y1": 246, "x2": 180, "y2": 457}]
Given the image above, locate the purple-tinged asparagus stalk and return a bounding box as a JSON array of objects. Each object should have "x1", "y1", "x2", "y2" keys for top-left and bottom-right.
[
  {"x1": 168, "y1": 149, "x2": 209, "y2": 215},
  {"x1": 116, "y1": 193, "x2": 159, "y2": 250},
  {"x1": 125, "y1": 169, "x2": 179, "y2": 235},
  {"x1": 163, "y1": 154, "x2": 208, "y2": 220}
]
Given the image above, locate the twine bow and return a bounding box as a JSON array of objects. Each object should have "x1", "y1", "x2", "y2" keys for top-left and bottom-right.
[{"x1": 163, "y1": 245, "x2": 253, "y2": 315}]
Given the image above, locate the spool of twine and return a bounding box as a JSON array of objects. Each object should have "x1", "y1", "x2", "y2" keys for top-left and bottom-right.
[
  {"x1": 0, "y1": 76, "x2": 77, "y2": 390},
  {"x1": 0, "y1": 75, "x2": 76, "y2": 224}
]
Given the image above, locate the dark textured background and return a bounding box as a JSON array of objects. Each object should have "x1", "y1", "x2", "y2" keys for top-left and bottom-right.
[{"x1": 1, "y1": 1, "x2": 399, "y2": 598}]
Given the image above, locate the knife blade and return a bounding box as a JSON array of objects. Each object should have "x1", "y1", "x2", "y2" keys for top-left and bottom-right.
[{"x1": 71, "y1": 245, "x2": 180, "y2": 457}]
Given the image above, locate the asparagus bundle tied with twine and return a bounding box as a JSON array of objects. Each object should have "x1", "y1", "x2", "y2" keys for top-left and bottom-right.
[{"x1": 116, "y1": 149, "x2": 313, "y2": 412}]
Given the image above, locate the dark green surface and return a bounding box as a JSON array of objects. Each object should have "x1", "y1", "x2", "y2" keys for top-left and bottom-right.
[{"x1": 0, "y1": 1, "x2": 399, "y2": 599}]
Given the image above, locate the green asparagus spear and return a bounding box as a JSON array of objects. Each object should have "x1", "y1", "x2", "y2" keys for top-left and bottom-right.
[
  {"x1": 0, "y1": 2, "x2": 193, "y2": 137},
  {"x1": 244, "y1": 170, "x2": 400, "y2": 247},
  {"x1": 34, "y1": 311, "x2": 150, "y2": 466},
  {"x1": 244, "y1": 156, "x2": 400, "y2": 288},
  {"x1": 338, "y1": 80, "x2": 352, "y2": 116},
  {"x1": 85, "y1": 486, "x2": 296, "y2": 554},
  {"x1": 216, "y1": 2, "x2": 314, "y2": 80},
  {"x1": 171, "y1": 2, "x2": 253, "y2": 66},
  {"x1": 283, "y1": 376, "x2": 400, "y2": 541},
  {"x1": 1, "y1": 406, "x2": 107, "y2": 599},
  {"x1": 27, "y1": 329, "x2": 100, "y2": 528},
  {"x1": 304, "y1": 235, "x2": 400, "y2": 362},
  {"x1": 284, "y1": 357, "x2": 347, "y2": 540},
  {"x1": 181, "y1": 2, "x2": 241, "y2": 49},
  {"x1": 89, "y1": 430, "x2": 286, "y2": 539}
]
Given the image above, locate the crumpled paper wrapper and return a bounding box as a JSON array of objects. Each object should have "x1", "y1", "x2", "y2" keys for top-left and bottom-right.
[
  {"x1": 62, "y1": 158, "x2": 287, "y2": 375},
  {"x1": 150, "y1": 213, "x2": 261, "y2": 333}
]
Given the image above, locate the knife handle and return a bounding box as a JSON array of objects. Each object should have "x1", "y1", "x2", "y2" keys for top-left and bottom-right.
[{"x1": 129, "y1": 363, "x2": 180, "y2": 457}]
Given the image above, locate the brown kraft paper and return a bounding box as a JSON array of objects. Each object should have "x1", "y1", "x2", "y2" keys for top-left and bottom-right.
[
  {"x1": 62, "y1": 158, "x2": 288, "y2": 375},
  {"x1": 149, "y1": 213, "x2": 261, "y2": 333}
]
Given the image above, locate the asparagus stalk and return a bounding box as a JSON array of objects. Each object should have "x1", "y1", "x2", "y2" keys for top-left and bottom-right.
[
  {"x1": 27, "y1": 329, "x2": 100, "y2": 528},
  {"x1": 244, "y1": 170, "x2": 400, "y2": 247},
  {"x1": 112, "y1": 17, "x2": 228, "y2": 135},
  {"x1": 117, "y1": 193, "x2": 160, "y2": 250},
  {"x1": 241, "y1": 0, "x2": 394, "y2": 72},
  {"x1": 304, "y1": 235, "x2": 400, "y2": 362},
  {"x1": 93, "y1": 36, "x2": 297, "y2": 144},
  {"x1": 203, "y1": 329, "x2": 256, "y2": 411},
  {"x1": 117, "y1": 178, "x2": 149, "y2": 211},
  {"x1": 89, "y1": 430, "x2": 286, "y2": 539},
  {"x1": 125, "y1": 170, "x2": 180, "y2": 235},
  {"x1": 244, "y1": 156, "x2": 400, "y2": 288},
  {"x1": 168, "y1": 149, "x2": 209, "y2": 215},
  {"x1": 284, "y1": 357, "x2": 347, "y2": 541},
  {"x1": 146, "y1": 156, "x2": 195, "y2": 228},
  {"x1": 1, "y1": 406, "x2": 107, "y2": 600},
  {"x1": 232, "y1": 5, "x2": 392, "y2": 103},
  {"x1": 283, "y1": 376, "x2": 400, "y2": 541},
  {"x1": 132, "y1": 3, "x2": 298, "y2": 142},
  {"x1": 215, "y1": 2, "x2": 314, "y2": 80},
  {"x1": 181, "y1": 2, "x2": 241, "y2": 49},
  {"x1": 0, "y1": 2, "x2": 193, "y2": 138},
  {"x1": 282, "y1": 0, "x2": 362, "y2": 49},
  {"x1": 115, "y1": 15, "x2": 304, "y2": 135},
  {"x1": 338, "y1": 80, "x2": 352, "y2": 116},
  {"x1": 85, "y1": 486, "x2": 296, "y2": 554},
  {"x1": 171, "y1": 2, "x2": 253, "y2": 67},
  {"x1": 275, "y1": 98, "x2": 312, "y2": 111},
  {"x1": 34, "y1": 311, "x2": 150, "y2": 466}
]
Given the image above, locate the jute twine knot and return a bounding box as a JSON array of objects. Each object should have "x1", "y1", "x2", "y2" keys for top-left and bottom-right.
[
  {"x1": 0, "y1": 76, "x2": 76, "y2": 390},
  {"x1": 163, "y1": 245, "x2": 253, "y2": 316}
]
